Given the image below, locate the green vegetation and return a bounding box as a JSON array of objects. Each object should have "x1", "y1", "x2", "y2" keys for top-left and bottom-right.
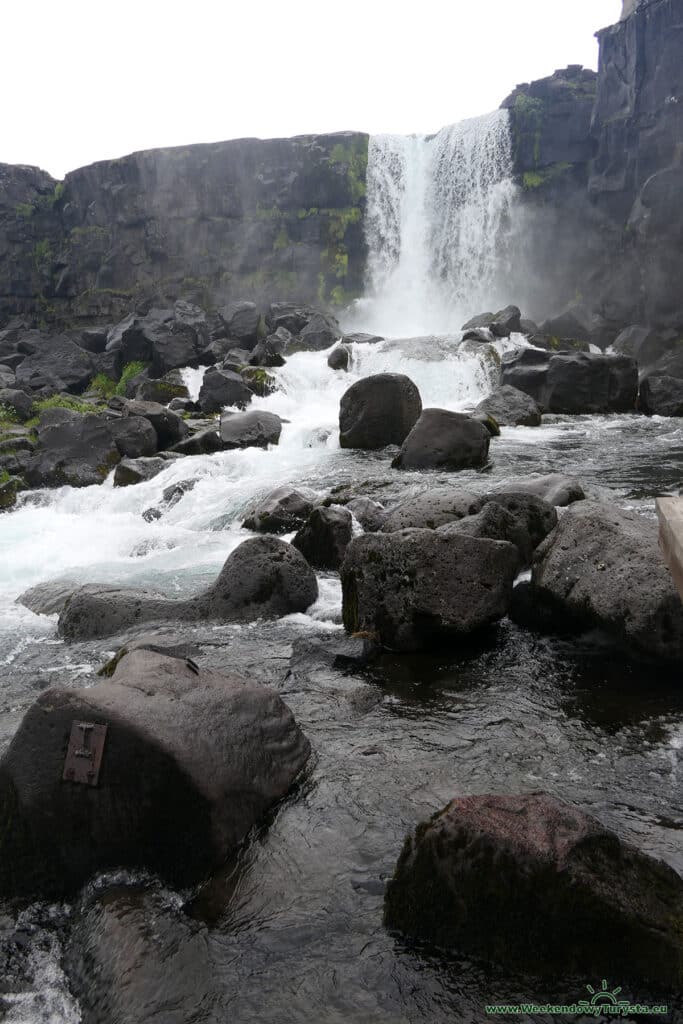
[
  {"x1": 24, "y1": 394, "x2": 103, "y2": 429},
  {"x1": 115, "y1": 361, "x2": 148, "y2": 396},
  {"x1": 329, "y1": 139, "x2": 369, "y2": 203},
  {"x1": 522, "y1": 162, "x2": 573, "y2": 191},
  {"x1": 89, "y1": 373, "x2": 118, "y2": 399},
  {"x1": 0, "y1": 469, "x2": 10, "y2": 485},
  {"x1": 0, "y1": 405, "x2": 20, "y2": 426},
  {"x1": 15, "y1": 202, "x2": 35, "y2": 219},
  {"x1": 512, "y1": 92, "x2": 544, "y2": 168},
  {"x1": 273, "y1": 225, "x2": 289, "y2": 251}
]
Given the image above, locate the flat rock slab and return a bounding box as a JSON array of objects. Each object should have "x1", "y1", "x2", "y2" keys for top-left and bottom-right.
[
  {"x1": 385, "y1": 792, "x2": 683, "y2": 986},
  {"x1": 0, "y1": 648, "x2": 310, "y2": 897},
  {"x1": 656, "y1": 496, "x2": 683, "y2": 603}
]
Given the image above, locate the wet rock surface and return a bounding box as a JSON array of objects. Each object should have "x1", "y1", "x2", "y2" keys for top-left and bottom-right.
[
  {"x1": 392, "y1": 409, "x2": 491, "y2": 471},
  {"x1": 385, "y1": 792, "x2": 683, "y2": 985},
  {"x1": 339, "y1": 373, "x2": 422, "y2": 450}
]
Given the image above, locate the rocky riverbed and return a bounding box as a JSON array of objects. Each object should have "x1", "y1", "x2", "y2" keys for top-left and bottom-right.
[{"x1": 1, "y1": 299, "x2": 683, "y2": 1021}]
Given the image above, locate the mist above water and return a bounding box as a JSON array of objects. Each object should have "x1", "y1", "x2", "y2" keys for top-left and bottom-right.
[{"x1": 346, "y1": 110, "x2": 518, "y2": 338}]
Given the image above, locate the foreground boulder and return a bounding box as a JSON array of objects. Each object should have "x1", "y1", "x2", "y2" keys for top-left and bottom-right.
[
  {"x1": 516, "y1": 501, "x2": 683, "y2": 662},
  {"x1": 474, "y1": 385, "x2": 542, "y2": 427},
  {"x1": 242, "y1": 486, "x2": 317, "y2": 534},
  {"x1": 113, "y1": 456, "x2": 168, "y2": 488},
  {"x1": 392, "y1": 409, "x2": 490, "y2": 470},
  {"x1": 381, "y1": 488, "x2": 479, "y2": 532},
  {"x1": 293, "y1": 506, "x2": 353, "y2": 570},
  {"x1": 341, "y1": 529, "x2": 518, "y2": 651},
  {"x1": 109, "y1": 396, "x2": 188, "y2": 448},
  {"x1": 384, "y1": 792, "x2": 683, "y2": 986},
  {"x1": 219, "y1": 409, "x2": 282, "y2": 449},
  {"x1": 339, "y1": 374, "x2": 422, "y2": 449},
  {"x1": 0, "y1": 648, "x2": 310, "y2": 896},
  {"x1": 58, "y1": 536, "x2": 319, "y2": 640},
  {"x1": 198, "y1": 367, "x2": 252, "y2": 413}
]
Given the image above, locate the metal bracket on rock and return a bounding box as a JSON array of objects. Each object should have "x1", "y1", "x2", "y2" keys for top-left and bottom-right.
[{"x1": 62, "y1": 721, "x2": 108, "y2": 787}]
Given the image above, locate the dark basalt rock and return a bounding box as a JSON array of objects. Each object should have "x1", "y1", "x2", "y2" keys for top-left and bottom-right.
[
  {"x1": 292, "y1": 505, "x2": 353, "y2": 570},
  {"x1": 136, "y1": 369, "x2": 190, "y2": 405},
  {"x1": 639, "y1": 374, "x2": 683, "y2": 416},
  {"x1": 539, "y1": 311, "x2": 591, "y2": 342},
  {"x1": 198, "y1": 366, "x2": 252, "y2": 413},
  {"x1": 113, "y1": 456, "x2": 168, "y2": 487},
  {"x1": 384, "y1": 792, "x2": 683, "y2": 986},
  {"x1": 23, "y1": 408, "x2": 120, "y2": 488},
  {"x1": 339, "y1": 373, "x2": 422, "y2": 450},
  {"x1": 438, "y1": 492, "x2": 556, "y2": 568},
  {"x1": 0, "y1": 648, "x2": 310, "y2": 897},
  {"x1": 15, "y1": 335, "x2": 94, "y2": 396},
  {"x1": 381, "y1": 488, "x2": 479, "y2": 532},
  {"x1": 341, "y1": 529, "x2": 518, "y2": 651},
  {"x1": 0, "y1": 388, "x2": 33, "y2": 421},
  {"x1": 327, "y1": 344, "x2": 352, "y2": 371},
  {"x1": 219, "y1": 409, "x2": 282, "y2": 449},
  {"x1": 474, "y1": 384, "x2": 542, "y2": 427},
  {"x1": 218, "y1": 300, "x2": 261, "y2": 348},
  {"x1": 613, "y1": 324, "x2": 678, "y2": 373},
  {"x1": 108, "y1": 396, "x2": 188, "y2": 448},
  {"x1": 501, "y1": 349, "x2": 638, "y2": 413},
  {"x1": 490, "y1": 472, "x2": 585, "y2": 507},
  {"x1": 58, "y1": 536, "x2": 319, "y2": 640},
  {"x1": 250, "y1": 328, "x2": 291, "y2": 368},
  {"x1": 242, "y1": 486, "x2": 317, "y2": 534},
  {"x1": 108, "y1": 415, "x2": 158, "y2": 459},
  {"x1": 392, "y1": 409, "x2": 490, "y2": 471},
  {"x1": 519, "y1": 501, "x2": 683, "y2": 663}
]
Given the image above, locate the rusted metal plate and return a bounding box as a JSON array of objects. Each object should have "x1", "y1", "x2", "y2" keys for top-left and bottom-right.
[{"x1": 62, "y1": 721, "x2": 108, "y2": 787}]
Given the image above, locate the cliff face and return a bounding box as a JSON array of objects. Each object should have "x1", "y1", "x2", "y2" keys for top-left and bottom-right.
[
  {"x1": 0, "y1": 133, "x2": 368, "y2": 326},
  {"x1": 504, "y1": 0, "x2": 683, "y2": 332}
]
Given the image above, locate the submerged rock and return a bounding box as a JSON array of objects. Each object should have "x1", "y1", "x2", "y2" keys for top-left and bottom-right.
[
  {"x1": 58, "y1": 536, "x2": 319, "y2": 640},
  {"x1": 392, "y1": 409, "x2": 491, "y2": 471},
  {"x1": 341, "y1": 529, "x2": 518, "y2": 651},
  {"x1": 384, "y1": 792, "x2": 683, "y2": 986},
  {"x1": 339, "y1": 373, "x2": 422, "y2": 450},
  {"x1": 0, "y1": 647, "x2": 310, "y2": 896},
  {"x1": 518, "y1": 501, "x2": 683, "y2": 662}
]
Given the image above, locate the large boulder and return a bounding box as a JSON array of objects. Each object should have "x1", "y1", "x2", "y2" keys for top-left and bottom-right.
[
  {"x1": 538, "y1": 311, "x2": 591, "y2": 342},
  {"x1": 384, "y1": 792, "x2": 683, "y2": 986},
  {"x1": 392, "y1": 409, "x2": 490, "y2": 471},
  {"x1": 381, "y1": 488, "x2": 479, "y2": 532},
  {"x1": 109, "y1": 396, "x2": 188, "y2": 448},
  {"x1": 108, "y1": 415, "x2": 158, "y2": 459},
  {"x1": 113, "y1": 456, "x2": 168, "y2": 488},
  {"x1": 639, "y1": 374, "x2": 683, "y2": 416},
  {"x1": 218, "y1": 300, "x2": 261, "y2": 348},
  {"x1": 242, "y1": 486, "x2": 317, "y2": 534},
  {"x1": 198, "y1": 367, "x2": 252, "y2": 413},
  {"x1": 327, "y1": 344, "x2": 352, "y2": 371},
  {"x1": 613, "y1": 324, "x2": 676, "y2": 373},
  {"x1": 518, "y1": 501, "x2": 683, "y2": 662},
  {"x1": 249, "y1": 327, "x2": 290, "y2": 367},
  {"x1": 292, "y1": 505, "x2": 353, "y2": 570},
  {"x1": 462, "y1": 306, "x2": 521, "y2": 337},
  {"x1": 108, "y1": 307, "x2": 207, "y2": 375},
  {"x1": 219, "y1": 410, "x2": 282, "y2": 449},
  {"x1": 23, "y1": 409, "x2": 120, "y2": 488},
  {"x1": 474, "y1": 385, "x2": 542, "y2": 427},
  {"x1": 15, "y1": 336, "x2": 94, "y2": 396},
  {"x1": 341, "y1": 529, "x2": 518, "y2": 651},
  {"x1": 58, "y1": 536, "x2": 319, "y2": 640},
  {"x1": 294, "y1": 314, "x2": 340, "y2": 352},
  {"x1": 339, "y1": 374, "x2": 422, "y2": 450},
  {"x1": 0, "y1": 648, "x2": 310, "y2": 897},
  {"x1": 265, "y1": 302, "x2": 338, "y2": 338},
  {"x1": 501, "y1": 349, "x2": 638, "y2": 413}
]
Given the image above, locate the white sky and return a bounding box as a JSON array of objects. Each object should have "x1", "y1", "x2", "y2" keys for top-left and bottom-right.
[{"x1": 6, "y1": 0, "x2": 622, "y2": 179}]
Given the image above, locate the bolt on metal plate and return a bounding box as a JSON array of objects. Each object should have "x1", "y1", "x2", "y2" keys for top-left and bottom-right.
[{"x1": 63, "y1": 721, "x2": 108, "y2": 787}]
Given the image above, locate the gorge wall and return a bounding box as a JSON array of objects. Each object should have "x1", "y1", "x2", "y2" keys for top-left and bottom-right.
[{"x1": 1, "y1": 0, "x2": 681, "y2": 334}]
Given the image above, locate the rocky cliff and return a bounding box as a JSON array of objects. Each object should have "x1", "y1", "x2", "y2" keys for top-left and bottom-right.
[
  {"x1": 503, "y1": 0, "x2": 683, "y2": 334},
  {"x1": 0, "y1": 133, "x2": 368, "y2": 326}
]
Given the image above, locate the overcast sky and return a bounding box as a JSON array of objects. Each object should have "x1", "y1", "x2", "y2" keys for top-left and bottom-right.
[{"x1": 6, "y1": 0, "x2": 622, "y2": 179}]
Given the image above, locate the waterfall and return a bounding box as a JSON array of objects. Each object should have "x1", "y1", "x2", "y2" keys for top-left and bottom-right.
[{"x1": 350, "y1": 110, "x2": 517, "y2": 337}]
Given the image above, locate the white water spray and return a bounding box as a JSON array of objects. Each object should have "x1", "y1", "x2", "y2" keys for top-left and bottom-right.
[{"x1": 349, "y1": 110, "x2": 517, "y2": 337}]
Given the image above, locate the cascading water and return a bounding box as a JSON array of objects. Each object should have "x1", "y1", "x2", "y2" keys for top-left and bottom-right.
[{"x1": 348, "y1": 110, "x2": 517, "y2": 337}]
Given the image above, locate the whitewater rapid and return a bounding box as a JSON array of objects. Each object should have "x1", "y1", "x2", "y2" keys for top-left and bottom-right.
[{"x1": 0, "y1": 336, "x2": 505, "y2": 658}]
